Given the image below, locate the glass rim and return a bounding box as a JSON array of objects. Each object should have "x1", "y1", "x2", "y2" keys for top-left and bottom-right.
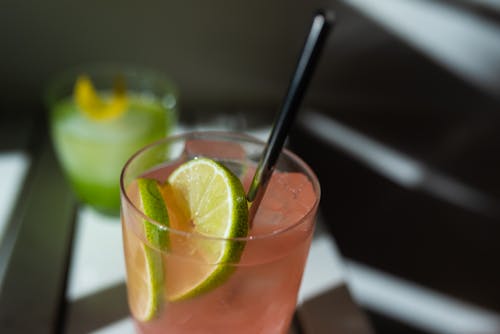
[
  {"x1": 43, "y1": 62, "x2": 179, "y2": 108},
  {"x1": 120, "y1": 130, "x2": 321, "y2": 242}
]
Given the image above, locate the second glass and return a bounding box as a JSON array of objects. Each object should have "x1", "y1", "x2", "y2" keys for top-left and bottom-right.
[{"x1": 45, "y1": 64, "x2": 178, "y2": 216}]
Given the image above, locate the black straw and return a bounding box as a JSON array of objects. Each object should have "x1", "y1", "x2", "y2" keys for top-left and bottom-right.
[{"x1": 247, "y1": 10, "x2": 335, "y2": 219}]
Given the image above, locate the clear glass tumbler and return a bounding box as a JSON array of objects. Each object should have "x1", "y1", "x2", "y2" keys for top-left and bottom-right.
[{"x1": 120, "y1": 131, "x2": 320, "y2": 333}]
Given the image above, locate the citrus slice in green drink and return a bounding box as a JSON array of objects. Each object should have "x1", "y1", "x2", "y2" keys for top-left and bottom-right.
[
  {"x1": 74, "y1": 74, "x2": 128, "y2": 121},
  {"x1": 129, "y1": 178, "x2": 169, "y2": 321},
  {"x1": 164, "y1": 157, "x2": 249, "y2": 301}
]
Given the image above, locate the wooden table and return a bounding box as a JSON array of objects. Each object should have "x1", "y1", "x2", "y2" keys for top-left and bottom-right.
[{"x1": 0, "y1": 121, "x2": 374, "y2": 333}]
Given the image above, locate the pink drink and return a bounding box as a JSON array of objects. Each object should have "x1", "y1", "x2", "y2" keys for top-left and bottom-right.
[{"x1": 120, "y1": 132, "x2": 320, "y2": 334}]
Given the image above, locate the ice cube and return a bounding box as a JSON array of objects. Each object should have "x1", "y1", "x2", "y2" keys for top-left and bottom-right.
[{"x1": 253, "y1": 172, "x2": 316, "y2": 234}]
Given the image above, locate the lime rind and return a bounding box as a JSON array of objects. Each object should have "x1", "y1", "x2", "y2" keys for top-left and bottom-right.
[
  {"x1": 166, "y1": 157, "x2": 249, "y2": 301},
  {"x1": 136, "y1": 246, "x2": 163, "y2": 321},
  {"x1": 138, "y1": 178, "x2": 170, "y2": 251},
  {"x1": 135, "y1": 178, "x2": 171, "y2": 321}
]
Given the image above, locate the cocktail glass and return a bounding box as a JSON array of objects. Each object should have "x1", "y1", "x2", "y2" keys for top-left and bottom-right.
[
  {"x1": 45, "y1": 64, "x2": 178, "y2": 216},
  {"x1": 120, "y1": 131, "x2": 320, "y2": 333}
]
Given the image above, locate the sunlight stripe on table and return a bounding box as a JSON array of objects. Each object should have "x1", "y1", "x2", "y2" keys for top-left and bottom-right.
[
  {"x1": 91, "y1": 317, "x2": 135, "y2": 334},
  {"x1": 301, "y1": 110, "x2": 498, "y2": 215},
  {"x1": 0, "y1": 152, "x2": 29, "y2": 243},
  {"x1": 341, "y1": 0, "x2": 500, "y2": 97},
  {"x1": 346, "y1": 260, "x2": 500, "y2": 334},
  {"x1": 0, "y1": 151, "x2": 30, "y2": 284}
]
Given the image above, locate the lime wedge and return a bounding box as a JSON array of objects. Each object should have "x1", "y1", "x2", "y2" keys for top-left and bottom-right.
[
  {"x1": 164, "y1": 157, "x2": 249, "y2": 301},
  {"x1": 74, "y1": 74, "x2": 128, "y2": 121},
  {"x1": 129, "y1": 178, "x2": 169, "y2": 321}
]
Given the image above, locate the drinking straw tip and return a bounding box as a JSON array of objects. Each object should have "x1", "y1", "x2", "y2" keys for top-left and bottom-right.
[{"x1": 315, "y1": 9, "x2": 336, "y2": 26}]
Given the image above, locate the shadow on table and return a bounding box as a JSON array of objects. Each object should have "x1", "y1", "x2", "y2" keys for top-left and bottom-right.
[{"x1": 64, "y1": 283, "x2": 374, "y2": 334}]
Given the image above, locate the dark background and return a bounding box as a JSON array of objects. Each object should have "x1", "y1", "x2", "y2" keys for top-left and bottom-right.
[{"x1": 1, "y1": 0, "x2": 328, "y2": 120}]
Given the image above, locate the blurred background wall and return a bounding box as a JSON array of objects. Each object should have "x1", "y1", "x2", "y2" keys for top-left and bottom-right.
[
  {"x1": 3, "y1": 0, "x2": 498, "y2": 121},
  {"x1": 0, "y1": 0, "x2": 327, "y2": 120}
]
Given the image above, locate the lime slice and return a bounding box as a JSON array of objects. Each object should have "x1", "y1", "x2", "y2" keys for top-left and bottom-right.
[
  {"x1": 164, "y1": 157, "x2": 249, "y2": 301},
  {"x1": 129, "y1": 178, "x2": 169, "y2": 321},
  {"x1": 74, "y1": 74, "x2": 128, "y2": 121},
  {"x1": 127, "y1": 243, "x2": 163, "y2": 322},
  {"x1": 138, "y1": 178, "x2": 170, "y2": 251}
]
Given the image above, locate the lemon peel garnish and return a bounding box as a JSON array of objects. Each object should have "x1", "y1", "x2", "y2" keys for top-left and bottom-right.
[{"x1": 74, "y1": 74, "x2": 128, "y2": 121}]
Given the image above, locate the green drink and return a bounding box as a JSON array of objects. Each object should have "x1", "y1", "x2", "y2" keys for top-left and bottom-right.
[{"x1": 46, "y1": 66, "x2": 177, "y2": 216}]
